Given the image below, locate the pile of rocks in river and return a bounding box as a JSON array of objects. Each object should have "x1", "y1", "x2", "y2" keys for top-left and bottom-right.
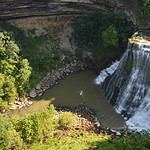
[{"x1": 29, "y1": 61, "x2": 88, "y2": 98}]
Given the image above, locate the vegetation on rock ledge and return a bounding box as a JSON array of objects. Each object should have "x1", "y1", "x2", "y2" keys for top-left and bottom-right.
[
  {"x1": 72, "y1": 13, "x2": 134, "y2": 69},
  {"x1": 0, "y1": 105, "x2": 150, "y2": 150},
  {"x1": 0, "y1": 22, "x2": 63, "y2": 89},
  {"x1": 142, "y1": 0, "x2": 150, "y2": 17},
  {"x1": 0, "y1": 32, "x2": 31, "y2": 112}
]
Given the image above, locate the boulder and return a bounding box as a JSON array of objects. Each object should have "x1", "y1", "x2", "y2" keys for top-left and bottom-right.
[
  {"x1": 28, "y1": 101, "x2": 33, "y2": 106},
  {"x1": 29, "y1": 89, "x2": 37, "y2": 98},
  {"x1": 35, "y1": 83, "x2": 41, "y2": 90}
]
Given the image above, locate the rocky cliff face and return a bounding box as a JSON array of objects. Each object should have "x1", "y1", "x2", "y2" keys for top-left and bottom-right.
[
  {"x1": 0, "y1": 0, "x2": 136, "y2": 25},
  {"x1": 7, "y1": 15, "x2": 75, "y2": 53},
  {"x1": 0, "y1": 0, "x2": 145, "y2": 54}
]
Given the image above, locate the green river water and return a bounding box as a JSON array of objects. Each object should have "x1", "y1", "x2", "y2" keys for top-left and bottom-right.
[{"x1": 13, "y1": 70, "x2": 125, "y2": 129}]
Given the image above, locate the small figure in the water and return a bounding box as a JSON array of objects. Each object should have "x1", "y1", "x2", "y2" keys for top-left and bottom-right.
[{"x1": 80, "y1": 90, "x2": 83, "y2": 96}]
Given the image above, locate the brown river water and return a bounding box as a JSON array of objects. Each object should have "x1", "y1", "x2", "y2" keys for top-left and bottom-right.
[{"x1": 13, "y1": 70, "x2": 125, "y2": 129}]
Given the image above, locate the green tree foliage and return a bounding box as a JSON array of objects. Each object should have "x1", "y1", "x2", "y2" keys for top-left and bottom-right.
[
  {"x1": 0, "y1": 32, "x2": 32, "y2": 111},
  {"x1": 15, "y1": 59, "x2": 32, "y2": 95},
  {"x1": 102, "y1": 25, "x2": 118, "y2": 48},
  {"x1": 59, "y1": 112, "x2": 77, "y2": 128},
  {"x1": 0, "y1": 106, "x2": 150, "y2": 150},
  {"x1": 73, "y1": 13, "x2": 133, "y2": 58},
  {"x1": 72, "y1": 13, "x2": 133, "y2": 68},
  {"x1": 0, "y1": 115, "x2": 23, "y2": 150},
  {"x1": 0, "y1": 106, "x2": 107, "y2": 150},
  {"x1": 142, "y1": 0, "x2": 150, "y2": 16},
  {"x1": 73, "y1": 15, "x2": 101, "y2": 51},
  {"x1": 93, "y1": 133, "x2": 150, "y2": 150},
  {"x1": 18, "y1": 105, "x2": 58, "y2": 144},
  {"x1": 0, "y1": 73, "x2": 17, "y2": 111},
  {"x1": 0, "y1": 22, "x2": 61, "y2": 89}
]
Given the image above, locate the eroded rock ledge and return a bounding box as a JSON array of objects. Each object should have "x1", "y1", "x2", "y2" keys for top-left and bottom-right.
[{"x1": 0, "y1": 0, "x2": 136, "y2": 25}]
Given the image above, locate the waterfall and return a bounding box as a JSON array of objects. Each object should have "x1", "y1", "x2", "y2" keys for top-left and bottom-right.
[
  {"x1": 127, "y1": 88, "x2": 150, "y2": 131},
  {"x1": 96, "y1": 37, "x2": 150, "y2": 131},
  {"x1": 95, "y1": 61, "x2": 120, "y2": 85}
]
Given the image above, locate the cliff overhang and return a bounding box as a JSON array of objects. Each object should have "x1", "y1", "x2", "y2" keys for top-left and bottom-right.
[{"x1": 0, "y1": 0, "x2": 136, "y2": 25}]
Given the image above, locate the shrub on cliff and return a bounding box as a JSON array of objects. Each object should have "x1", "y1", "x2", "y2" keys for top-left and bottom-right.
[
  {"x1": 0, "y1": 73, "x2": 17, "y2": 112},
  {"x1": 102, "y1": 25, "x2": 118, "y2": 48},
  {"x1": 59, "y1": 112, "x2": 77, "y2": 128},
  {"x1": 0, "y1": 106, "x2": 150, "y2": 150},
  {"x1": 93, "y1": 133, "x2": 150, "y2": 150},
  {"x1": 142, "y1": 0, "x2": 150, "y2": 17},
  {"x1": 0, "y1": 32, "x2": 32, "y2": 111},
  {"x1": 0, "y1": 115, "x2": 24, "y2": 150},
  {"x1": 72, "y1": 13, "x2": 133, "y2": 63},
  {"x1": 18, "y1": 105, "x2": 58, "y2": 144}
]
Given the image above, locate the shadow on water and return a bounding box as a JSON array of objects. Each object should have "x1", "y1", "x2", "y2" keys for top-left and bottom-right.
[{"x1": 14, "y1": 70, "x2": 125, "y2": 128}]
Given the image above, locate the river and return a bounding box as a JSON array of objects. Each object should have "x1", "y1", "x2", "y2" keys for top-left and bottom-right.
[{"x1": 13, "y1": 70, "x2": 125, "y2": 129}]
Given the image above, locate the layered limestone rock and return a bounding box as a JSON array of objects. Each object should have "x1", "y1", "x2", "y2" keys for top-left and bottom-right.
[
  {"x1": 0, "y1": 0, "x2": 136, "y2": 25},
  {"x1": 0, "y1": 0, "x2": 137, "y2": 54},
  {"x1": 7, "y1": 16, "x2": 75, "y2": 53}
]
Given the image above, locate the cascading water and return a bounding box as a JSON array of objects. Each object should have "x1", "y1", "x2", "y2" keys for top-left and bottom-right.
[
  {"x1": 95, "y1": 61, "x2": 120, "y2": 85},
  {"x1": 96, "y1": 36, "x2": 150, "y2": 131}
]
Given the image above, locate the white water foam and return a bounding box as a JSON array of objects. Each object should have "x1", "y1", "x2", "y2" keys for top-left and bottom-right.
[
  {"x1": 96, "y1": 37, "x2": 150, "y2": 131},
  {"x1": 95, "y1": 61, "x2": 119, "y2": 85},
  {"x1": 127, "y1": 88, "x2": 150, "y2": 131}
]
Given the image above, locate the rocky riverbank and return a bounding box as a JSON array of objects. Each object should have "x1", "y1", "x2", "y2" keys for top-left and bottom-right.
[
  {"x1": 29, "y1": 60, "x2": 88, "y2": 98},
  {"x1": 56, "y1": 103, "x2": 100, "y2": 127},
  {"x1": 9, "y1": 97, "x2": 33, "y2": 110},
  {"x1": 8, "y1": 60, "x2": 88, "y2": 110},
  {"x1": 56, "y1": 103, "x2": 128, "y2": 136},
  {"x1": 7, "y1": 60, "x2": 127, "y2": 136}
]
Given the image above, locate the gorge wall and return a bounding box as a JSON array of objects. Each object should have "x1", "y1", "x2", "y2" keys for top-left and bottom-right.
[
  {"x1": 0, "y1": 0, "x2": 136, "y2": 24},
  {"x1": 0, "y1": 1, "x2": 149, "y2": 54},
  {"x1": 6, "y1": 16, "x2": 75, "y2": 53},
  {"x1": 1, "y1": 0, "x2": 148, "y2": 71},
  {"x1": 0, "y1": 0, "x2": 142, "y2": 55}
]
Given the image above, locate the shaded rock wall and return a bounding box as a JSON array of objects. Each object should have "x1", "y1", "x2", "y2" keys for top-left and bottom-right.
[
  {"x1": 0, "y1": 0, "x2": 136, "y2": 25},
  {"x1": 0, "y1": 0, "x2": 138, "y2": 54},
  {"x1": 7, "y1": 16, "x2": 75, "y2": 53}
]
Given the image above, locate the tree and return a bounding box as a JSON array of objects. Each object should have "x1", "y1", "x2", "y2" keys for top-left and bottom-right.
[
  {"x1": 16, "y1": 59, "x2": 32, "y2": 95},
  {"x1": 18, "y1": 106, "x2": 58, "y2": 143},
  {"x1": 143, "y1": 0, "x2": 150, "y2": 16},
  {"x1": 102, "y1": 25, "x2": 118, "y2": 48},
  {"x1": 0, "y1": 115, "x2": 23, "y2": 150},
  {"x1": 0, "y1": 32, "x2": 31, "y2": 111},
  {"x1": 0, "y1": 73, "x2": 17, "y2": 111}
]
